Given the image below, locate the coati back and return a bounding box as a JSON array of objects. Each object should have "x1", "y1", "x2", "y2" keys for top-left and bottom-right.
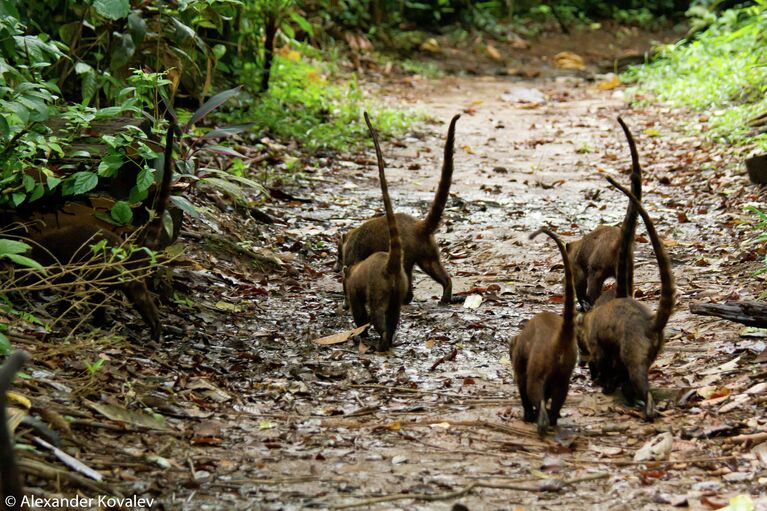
[
  {"x1": 30, "y1": 225, "x2": 161, "y2": 340},
  {"x1": 22, "y1": 124, "x2": 176, "y2": 340},
  {"x1": 0, "y1": 351, "x2": 29, "y2": 511},
  {"x1": 576, "y1": 177, "x2": 675, "y2": 421},
  {"x1": 344, "y1": 113, "x2": 407, "y2": 351},
  {"x1": 337, "y1": 114, "x2": 460, "y2": 305},
  {"x1": 567, "y1": 116, "x2": 642, "y2": 310},
  {"x1": 511, "y1": 228, "x2": 576, "y2": 435}
]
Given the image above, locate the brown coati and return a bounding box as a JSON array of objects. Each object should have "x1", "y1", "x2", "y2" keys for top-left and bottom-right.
[
  {"x1": 29, "y1": 225, "x2": 161, "y2": 340},
  {"x1": 576, "y1": 176, "x2": 675, "y2": 421},
  {"x1": 0, "y1": 351, "x2": 29, "y2": 511},
  {"x1": 511, "y1": 227, "x2": 576, "y2": 436},
  {"x1": 336, "y1": 114, "x2": 460, "y2": 305},
  {"x1": 567, "y1": 116, "x2": 642, "y2": 311},
  {"x1": 21, "y1": 125, "x2": 176, "y2": 341},
  {"x1": 344, "y1": 113, "x2": 408, "y2": 351}
]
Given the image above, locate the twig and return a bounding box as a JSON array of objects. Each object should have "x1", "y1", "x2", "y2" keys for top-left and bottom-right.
[
  {"x1": 567, "y1": 455, "x2": 738, "y2": 466},
  {"x1": 18, "y1": 458, "x2": 120, "y2": 496},
  {"x1": 430, "y1": 348, "x2": 458, "y2": 372}
]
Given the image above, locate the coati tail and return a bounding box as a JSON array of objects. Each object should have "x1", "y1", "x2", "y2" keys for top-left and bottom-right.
[
  {"x1": 363, "y1": 112, "x2": 402, "y2": 276},
  {"x1": 421, "y1": 114, "x2": 460, "y2": 234},
  {"x1": 616, "y1": 116, "x2": 642, "y2": 298},
  {"x1": 141, "y1": 124, "x2": 175, "y2": 249},
  {"x1": 0, "y1": 351, "x2": 30, "y2": 509},
  {"x1": 530, "y1": 227, "x2": 575, "y2": 338},
  {"x1": 606, "y1": 176, "x2": 675, "y2": 334}
]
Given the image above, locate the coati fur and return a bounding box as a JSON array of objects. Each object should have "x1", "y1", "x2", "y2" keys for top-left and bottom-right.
[
  {"x1": 576, "y1": 177, "x2": 675, "y2": 421},
  {"x1": 22, "y1": 125, "x2": 175, "y2": 340},
  {"x1": 0, "y1": 351, "x2": 29, "y2": 511},
  {"x1": 337, "y1": 114, "x2": 460, "y2": 305},
  {"x1": 511, "y1": 228, "x2": 576, "y2": 436},
  {"x1": 29, "y1": 225, "x2": 161, "y2": 340},
  {"x1": 344, "y1": 112, "x2": 408, "y2": 351},
  {"x1": 567, "y1": 117, "x2": 642, "y2": 311}
]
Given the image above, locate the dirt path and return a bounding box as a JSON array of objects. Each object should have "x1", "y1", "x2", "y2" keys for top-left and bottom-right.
[
  {"x1": 12, "y1": 71, "x2": 767, "y2": 509},
  {"x1": 144, "y1": 74, "x2": 765, "y2": 510}
]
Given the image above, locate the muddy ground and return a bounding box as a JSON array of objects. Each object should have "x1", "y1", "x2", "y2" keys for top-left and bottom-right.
[{"x1": 7, "y1": 27, "x2": 767, "y2": 511}]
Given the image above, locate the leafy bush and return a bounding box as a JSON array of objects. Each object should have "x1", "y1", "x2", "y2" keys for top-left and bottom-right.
[{"x1": 624, "y1": 3, "x2": 767, "y2": 149}]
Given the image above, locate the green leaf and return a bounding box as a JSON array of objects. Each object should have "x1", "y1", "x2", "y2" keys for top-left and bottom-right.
[
  {"x1": 199, "y1": 177, "x2": 243, "y2": 200},
  {"x1": 10, "y1": 192, "x2": 25, "y2": 206},
  {"x1": 22, "y1": 174, "x2": 34, "y2": 192},
  {"x1": 110, "y1": 201, "x2": 133, "y2": 225},
  {"x1": 0, "y1": 331, "x2": 9, "y2": 356},
  {"x1": 0, "y1": 239, "x2": 32, "y2": 256},
  {"x1": 5, "y1": 253, "x2": 44, "y2": 271},
  {"x1": 71, "y1": 171, "x2": 99, "y2": 195},
  {"x1": 98, "y1": 153, "x2": 124, "y2": 177},
  {"x1": 135, "y1": 168, "x2": 154, "y2": 192},
  {"x1": 93, "y1": 0, "x2": 130, "y2": 20},
  {"x1": 187, "y1": 86, "x2": 242, "y2": 128},
  {"x1": 288, "y1": 12, "x2": 314, "y2": 37},
  {"x1": 29, "y1": 183, "x2": 44, "y2": 202},
  {"x1": 46, "y1": 175, "x2": 61, "y2": 189},
  {"x1": 169, "y1": 195, "x2": 200, "y2": 218}
]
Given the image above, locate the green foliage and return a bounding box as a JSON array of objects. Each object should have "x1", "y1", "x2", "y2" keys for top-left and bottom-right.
[
  {"x1": 0, "y1": 238, "x2": 43, "y2": 270},
  {"x1": 242, "y1": 52, "x2": 413, "y2": 151},
  {"x1": 746, "y1": 205, "x2": 767, "y2": 277},
  {"x1": 624, "y1": 3, "x2": 767, "y2": 149}
]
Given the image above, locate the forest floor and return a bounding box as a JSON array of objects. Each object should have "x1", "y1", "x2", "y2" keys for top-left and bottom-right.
[{"x1": 8, "y1": 25, "x2": 767, "y2": 511}]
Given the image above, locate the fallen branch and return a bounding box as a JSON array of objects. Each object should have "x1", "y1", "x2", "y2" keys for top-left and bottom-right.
[
  {"x1": 328, "y1": 473, "x2": 609, "y2": 509},
  {"x1": 725, "y1": 432, "x2": 767, "y2": 444},
  {"x1": 567, "y1": 454, "x2": 738, "y2": 466},
  {"x1": 430, "y1": 348, "x2": 458, "y2": 371},
  {"x1": 689, "y1": 301, "x2": 767, "y2": 328}
]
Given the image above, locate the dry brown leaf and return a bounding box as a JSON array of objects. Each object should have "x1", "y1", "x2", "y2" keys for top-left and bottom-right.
[
  {"x1": 313, "y1": 324, "x2": 370, "y2": 345},
  {"x1": 553, "y1": 51, "x2": 586, "y2": 70}
]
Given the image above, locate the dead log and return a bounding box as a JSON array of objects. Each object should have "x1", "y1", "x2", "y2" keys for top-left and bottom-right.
[{"x1": 689, "y1": 300, "x2": 767, "y2": 328}]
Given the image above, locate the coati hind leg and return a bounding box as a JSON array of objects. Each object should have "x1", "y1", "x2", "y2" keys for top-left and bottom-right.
[
  {"x1": 537, "y1": 399, "x2": 550, "y2": 436},
  {"x1": 517, "y1": 369, "x2": 535, "y2": 422},
  {"x1": 625, "y1": 365, "x2": 654, "y2": 422},
  {"x1": 549, "y1": 379, "x2": 570, "y2": 427},
  {"x1": 403, "y1": 272, "x2": 415, "y2": 305},
  {"x1": 417, "y1": 249, "x2": 452, "y2": 304}
]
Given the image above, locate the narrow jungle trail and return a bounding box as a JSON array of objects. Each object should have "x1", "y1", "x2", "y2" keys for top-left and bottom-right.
[
  {"x1": 15, "y1": 62, "x2": 767, "y2": 511},
  {"x1": 146, "y1": 74, "x2": 767, "y2": 510}
]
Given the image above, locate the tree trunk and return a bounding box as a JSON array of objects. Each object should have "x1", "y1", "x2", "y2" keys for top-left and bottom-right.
[{"x1": 689, "y1": 300, "x2": 767, "y2": 328}]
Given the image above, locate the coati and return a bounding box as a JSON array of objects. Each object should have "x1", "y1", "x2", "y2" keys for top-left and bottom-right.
[
  {"x1": 336, "y1": 114, "x2": 460, "y2": 305},
  {"x1": 344, "y1": 112, "x2": 408, "y2": 351},
  {"x1": 23, "y1": 125, "x2": 175, "y2": 340},
  {"x1": 1, "y1": 351, "x2": 29, "y2": 511},
  {"x1": 29, "y1": 225, "x2": 161, "y2": 340},
  {"x1": 567, "y1": 117, "x2": 642, "y2": 311},
  {"x1": 576, "y1": 176, "x2": 675, "y2": 421},
  {"x1": 511, "y1": 228, "x2": 576, "y2": 436}
]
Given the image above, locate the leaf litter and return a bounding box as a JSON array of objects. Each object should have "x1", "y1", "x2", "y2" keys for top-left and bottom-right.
[{"x1": 6, "y1": 47, "x2": 767, "y2": 511}]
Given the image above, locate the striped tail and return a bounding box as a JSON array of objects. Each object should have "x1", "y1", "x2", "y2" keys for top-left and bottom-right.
[
  {"x1": 421, "y1": 114, "x2": 460, "y2": 234},
  {"x1": 615, "y1": 116, "x2": 642, "y2": 298},
  {"x1": 529, "y1": 227, "x2": 575, "y2": 341},
  {"x1": 363, "y1": 112, "x2": 402, "y2": 275}
]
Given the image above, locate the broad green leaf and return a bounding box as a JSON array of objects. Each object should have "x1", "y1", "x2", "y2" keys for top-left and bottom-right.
[
  {"x1": 5, "y1": 253, "x2": 44, "y2": 271},
  {"x1": 187, "y1": 86, "x2": 242, "y2": 128},
  {"x1": 98, "y1": 153, "x2": 124, "y2": 177},
  {"x1": 0, "y1": 239, "x2": 32, "y2": 256},
  {"x1": 71, "y1": 171, "x2": 99, "y2": 195},
  {"x1": 110, "y1": 201, "x2": 133, "y2": 225},
  {"x1": 135, "y1": 168, "x2": 154, "y2": 192},
  {"x1": 199, "y1": 177, "x2": 243, "y2": 200},
  {"x1": 289, "y1": 12, "x2": 314, "y2": 36},
  {"x1": 169, "y1": 195, "x2": 200, "y2": 218},
  {"x1": 0, "y1": 332, "x2": 9, "y2": 356},
  {"x1": 93, "y1": 0, "x2": 130, "y2": 20},
  {"x1": 46, "y1": 175, "x2": 61, "y2": 189}
]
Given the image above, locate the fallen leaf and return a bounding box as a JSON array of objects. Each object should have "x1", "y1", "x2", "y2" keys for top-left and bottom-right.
[
  {"x1": 420, "y1": 38, "x2": 440, "y2": 53},
  {"x1": 463, "y1": 294, "x2": 483, "y2": 309},
  {"x1": 553, "y1": 51, "x2": 585, "y2": 70},
  {"x1": 634, "y1": 432, "x2": 673, "y2": 462},
  {"x1": 486, "y1": 43, "x2": 503, "y2": 62},
  {"x1": 596, "y1": 75, "x2": 620, "y2": 90},
  {"x1": 463, "y1": 144, "x2": 475, "y2": 155},
  {"x1": 313, "y1": 324, "x2": 370, "y2": 345}
]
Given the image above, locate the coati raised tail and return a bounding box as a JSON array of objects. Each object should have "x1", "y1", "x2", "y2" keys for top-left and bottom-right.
[
  {"x1": 23, "y1": 124, "x2": 175, "y2": 341},
  {"x1": 576, "y1": 176, "x2": 675, "y2": 421},
  {"x1": 337, "y1": 114, "x2": 460, "y2": 305},
  {"x1": 567, "y1": 116, "x2": 642, "y2": 311},
  {"x1": 344, "y1": 112, "x2": 408, "y2": 351},
  {"x1": 1, "y1": 351, "x2": 29, "y2": 511},
  {"x1": 511, "y1": 228, "x2": 576, "y2": 436}
]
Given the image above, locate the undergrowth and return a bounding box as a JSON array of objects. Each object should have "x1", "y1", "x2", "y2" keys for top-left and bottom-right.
[
  {"x1": 239, "y1": 48, "x2": 417, "y2": 152},
  {"x1": 624, "y1": 3, "x2": 767, "y2": 150}
]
